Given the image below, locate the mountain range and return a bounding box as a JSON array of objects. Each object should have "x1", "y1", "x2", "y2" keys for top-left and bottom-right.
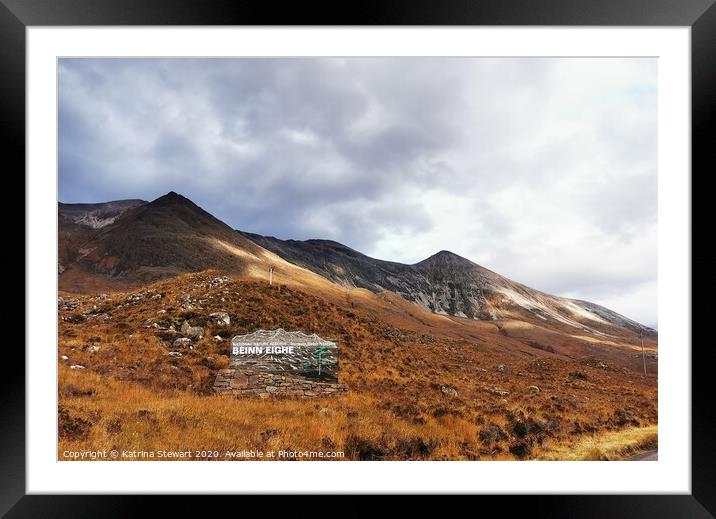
[{"x1": 58, "y1": 191, "x2": 655, "y2": 338}]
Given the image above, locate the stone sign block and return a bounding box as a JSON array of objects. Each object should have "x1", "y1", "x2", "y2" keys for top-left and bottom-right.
[{"x1": 230, "y1": 329, "x2": 339, "y2": 383}]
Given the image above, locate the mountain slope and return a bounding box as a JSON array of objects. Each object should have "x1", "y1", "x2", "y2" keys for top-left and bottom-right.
[
  {"x1": 59, "y1": 192, "x2": 268, "y2": 285},
  {"x1": 241, "y1": 234, "x2": 653, "y2": 336},
  {"x1": 57, "y1": 191, "x2": 653, "y2": 338},
  {"x1": 59, "y1": 199, "x2": 146, "y2": 275},
  {"x1": 58, "y1": 193, "x2": 365, "y2": 299}
]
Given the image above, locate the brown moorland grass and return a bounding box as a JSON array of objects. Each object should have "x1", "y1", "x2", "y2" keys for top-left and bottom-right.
[{"x1": 58, "y1": 270, "x2": 657, "y2": 460}]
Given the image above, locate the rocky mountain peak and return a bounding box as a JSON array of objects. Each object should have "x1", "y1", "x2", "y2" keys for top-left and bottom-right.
[
  {"x1": 149, "y1": 191, "x2": 197, "y2": 208},
  {"x1": 416, "y1": 250, "x2": 476, "y2": 268}
]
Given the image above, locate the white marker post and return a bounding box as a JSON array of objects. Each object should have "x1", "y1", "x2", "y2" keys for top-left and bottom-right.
[{"x1": 269, "y1": 266, "x2": 274, "y2": 286}]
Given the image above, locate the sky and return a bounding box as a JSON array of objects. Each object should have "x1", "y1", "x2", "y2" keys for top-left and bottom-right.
[{"x1": 58, "y1": 58, "x2": 657, "y2": 327}]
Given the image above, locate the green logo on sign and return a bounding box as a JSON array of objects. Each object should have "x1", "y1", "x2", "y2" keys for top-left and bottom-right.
[
  {"x1": 303, "y1": 347, "x2": 329, "y2": 376},
  {"x1": 313, "y1": 347, "x2": 328, "y2": 376}
]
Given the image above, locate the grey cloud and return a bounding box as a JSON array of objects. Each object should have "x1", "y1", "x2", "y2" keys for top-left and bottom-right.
[{"x1": 59, "y1": 57, "x2": 657, "y2": 325}]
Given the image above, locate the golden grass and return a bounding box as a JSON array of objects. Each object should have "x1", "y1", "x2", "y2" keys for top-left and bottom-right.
[
  {"x1": 535, "y1": 425, "x2": 657, "y2": 461},
  {"x1": 58, "y1": 270, "x2": 659, "y2": 461},
  {"x1": 58, "y1": 366, "x2": 481, "y2": 460}
]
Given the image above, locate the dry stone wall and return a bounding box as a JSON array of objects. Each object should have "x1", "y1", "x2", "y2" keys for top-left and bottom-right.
[{"x1": 213, "y1": 368, "x2": 347, "y2": 398}]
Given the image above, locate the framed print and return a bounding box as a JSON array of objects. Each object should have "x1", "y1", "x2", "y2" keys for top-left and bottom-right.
[{"x1": 4, "y1": 0, "x2": 715, "y2": 514}]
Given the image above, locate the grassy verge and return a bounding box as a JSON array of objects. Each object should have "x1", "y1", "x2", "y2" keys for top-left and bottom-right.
[{"x1": 535, "y1": 425, "x2": 657, "y2": 461}]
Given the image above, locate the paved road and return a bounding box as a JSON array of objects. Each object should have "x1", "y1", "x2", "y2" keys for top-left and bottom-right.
[{"x1": 628, "y1": 450, "x2": 658, "y2": 461}]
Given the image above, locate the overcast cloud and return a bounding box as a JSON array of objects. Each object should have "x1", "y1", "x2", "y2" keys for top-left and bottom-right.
[{"x1": 59, "y1": 58, "x2": 657, "y2": 327}]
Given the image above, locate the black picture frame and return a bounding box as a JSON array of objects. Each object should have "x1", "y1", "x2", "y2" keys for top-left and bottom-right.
[{"x1": 3, "y1": 0, "x2": 714, "y2": 515}]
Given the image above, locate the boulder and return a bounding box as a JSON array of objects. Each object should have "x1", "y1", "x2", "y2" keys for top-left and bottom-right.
[
  {"x1": 58, "y1": 298, "x2": 80, "y2": 311},
  {"x1": 125, "y1": 293, "x2": 145, "y2": 304},
  {"x1": 180, "y1": 321, "x2": 204, "y2": 339},
  {"x1": 209, "y1": 276, "x2": 230, "y2": 288},
  {"x1": 487, "y1": 387, "x2": 510, "y2": 397},
  {"x1": 173, "y1": 337, "x2": 194, "y2": 349},
  {"x1": 440, "y1": 385, "x2": 458, "y2": 397},
  {"x1": 209, "y1": 312, "x2": 230, "y2": 326}
]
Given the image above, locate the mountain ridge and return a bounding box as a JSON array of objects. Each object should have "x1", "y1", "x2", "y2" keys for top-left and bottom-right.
[
  {"x1": 59, "y1": 192, "x2": 655, "y2": 336},
  {"x1": 240, "y1": 231, "x2": 653, "y2": 335}
]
